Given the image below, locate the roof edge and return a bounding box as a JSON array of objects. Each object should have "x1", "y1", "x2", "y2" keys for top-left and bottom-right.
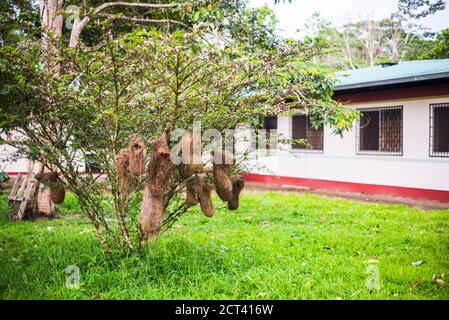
[{"x1": 334, "y1": 72, "x2": 449, "y2": 92}]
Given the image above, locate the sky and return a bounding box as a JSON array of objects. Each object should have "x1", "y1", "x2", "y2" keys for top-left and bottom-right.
[{"x1": 248, "y1": 0, "x2": 449, "y2": 39}]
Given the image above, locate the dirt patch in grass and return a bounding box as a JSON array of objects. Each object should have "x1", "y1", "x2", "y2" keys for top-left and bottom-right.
[{"x1": 244, "y1": 182, "x2": 449, "y2": 210}]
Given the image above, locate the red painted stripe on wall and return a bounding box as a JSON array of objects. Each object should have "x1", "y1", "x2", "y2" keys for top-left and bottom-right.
[
  {"x1": 6, "y1": 172, "x2": 28, "y2": 176},
  {"x1": 243, "y1": 173, "x2": 449, "y2": 202}
]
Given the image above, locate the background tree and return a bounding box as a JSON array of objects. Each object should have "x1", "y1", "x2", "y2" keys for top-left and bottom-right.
[
  {"x1": 300, "y1": 0, "x2": 447, "y2": 70},
  {"x1": 420, "y1": 28, "x2": 449, "y2": 59},
  {"x1": 397, "y1": 0, "x2": 446, "y2": 19},
  {"x1": 0, "y1": 0, "x2": 39, "y2": 46}
]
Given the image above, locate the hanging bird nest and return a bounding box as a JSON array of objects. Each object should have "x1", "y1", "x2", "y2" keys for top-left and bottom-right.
[
  {"x1": 187, "y1": 175, "x2": 215, "y2": 217},
  {"x1": 213, "y1": 163, "x2": 233, "y2": 202},
  {"x1": 178, "y1": 132, "x2": 205, "y2": 178},
  {"x1": 185, "y1": 177, "x2": 200, "y2": 206},
  {"x1": 140, "y1": 132, "x2": 174, "y2": 240},
  {"x1": 48, "y1": 172, "x2": 65, "y2": 205},
  {"x1": 228, "y1": 176, "x2": 244, "y2": 210},
  {"x1": 35, "y1": 171, "x2": 66, "y2": 205},
  {"x1": 212, "y1": 151, "x2": 244, "y2": 210},
  {"x1": 115, "y1": 149, "x2": 132, "y2": 194},
  {"x1": 128, "y1": 134, "x2": 145, "y2": 177},
  {"x1": 115, "y1": 134, "x2": 146, "y2": 194},
  {"x1": 181, "y1": 149, "x2": 244, "y2": 217}
]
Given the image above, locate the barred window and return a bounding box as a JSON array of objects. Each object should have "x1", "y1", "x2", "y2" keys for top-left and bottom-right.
[
  {"x1": 430, "y1": 103, "x2": 449, "y2": 157},
  {"x1": 292, "y1": 115, "x2": 324, "y2": 151},
  {"x1": 356, "y1": 106, "x2": 403, "y2": 156}
]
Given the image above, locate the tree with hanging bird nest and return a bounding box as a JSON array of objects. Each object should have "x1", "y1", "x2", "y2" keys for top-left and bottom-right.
[{"x1": 0, "y1": 5, "x2": 358, "y2": 254}]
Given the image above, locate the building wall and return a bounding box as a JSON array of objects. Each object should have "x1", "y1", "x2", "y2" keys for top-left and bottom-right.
[
  {"x1": 0, "y1": 143, "x2": 87, "y2": 175},
  {"x1": 0, "y1": 144, "x2": 29, "y2": 174},
  {"x1": 247, "y1": 95, "x2": 449, "y2": 192},
  {"x1": 2, "y1": 96, "x2": 449, "y2": 195}
]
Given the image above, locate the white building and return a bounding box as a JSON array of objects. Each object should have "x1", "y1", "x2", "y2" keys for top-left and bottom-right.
[
  {"x1": 2, "y1": 60, "x2": 449, "y2": 202},
  {"x1": 245, "y1": 60, "x2": 449, "y2": 202}
]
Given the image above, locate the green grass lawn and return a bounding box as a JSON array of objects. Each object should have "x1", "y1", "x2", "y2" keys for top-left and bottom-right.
[{"x1": 0, "y1": 191, "x2": 448, "y2": 300}]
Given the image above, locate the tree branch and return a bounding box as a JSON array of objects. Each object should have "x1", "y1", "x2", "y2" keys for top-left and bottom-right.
[
  {"x1": 69, "y1": 16, "x2": 91, "y2": 48},
  {"x1": 69, "y1": 1, "x2": 187, "y2": 48},
  {"x1": 97, "y1": 12, "x2": 189, "y2": 28},
  {"x1": 93, "y1": 1, "x2": 182, "y2": 15}
]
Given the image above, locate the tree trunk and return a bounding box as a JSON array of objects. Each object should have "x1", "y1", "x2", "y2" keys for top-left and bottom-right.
[
  {"x1": 40, "y1": 0, "x2": 64, "y2": 37},
  {"x1": 40, "y1": 0, "x2": 64, "y2": 71},
  {"x1": 28, "y1": 1, "x2": 65, "y2": 218}
]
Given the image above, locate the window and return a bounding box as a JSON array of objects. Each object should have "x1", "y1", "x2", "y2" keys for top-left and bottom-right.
[
  {"x1": 263, "y1": 116, "x2": 278, "y2": 150},
  {"x1": 356, "y1": 106, "x2": 403, "y2": 156},
  {"x1": 291, "y1": 115, "x2": 324, "y2": 151},
  {"x1": 85, "y1": 154, "x2": 103, "y2": 174},
  {"x1": 430, "y1": 103, "x2": 449, "y2": 157},
  {"x1": 264, "y1": 116, "x2": 278, "y2": 131}
]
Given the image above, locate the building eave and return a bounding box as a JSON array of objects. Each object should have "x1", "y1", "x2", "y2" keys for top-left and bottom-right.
[{"x1": 334, "y1": 72, "x2": 449, "y2": 92}]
